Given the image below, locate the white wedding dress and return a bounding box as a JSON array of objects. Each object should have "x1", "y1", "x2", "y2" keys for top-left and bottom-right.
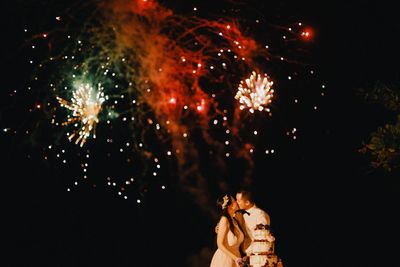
[{"x1": 210, "y1": 221, "x2": 244, "y2": 267}]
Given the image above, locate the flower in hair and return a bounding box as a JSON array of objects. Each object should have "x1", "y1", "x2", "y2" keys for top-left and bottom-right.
[{"x1": 222, "y1": 195, "x2": 229, "y2": 209}]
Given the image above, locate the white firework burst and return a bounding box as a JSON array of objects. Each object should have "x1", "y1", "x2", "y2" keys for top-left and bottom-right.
[
  {"x1": 235, "y1": 71, "x2": 274, "y2": 113},
  {"x1": 57, "y1": 83, "x2": 105, "y2": 147}
]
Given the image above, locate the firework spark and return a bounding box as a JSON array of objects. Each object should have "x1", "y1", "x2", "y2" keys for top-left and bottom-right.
[
  {"x1": 235, "y1": 71, "x2": 274, "y2": 113},
  {"x1": 56, "y1": 83, "x2": 105, "y2": 147}
]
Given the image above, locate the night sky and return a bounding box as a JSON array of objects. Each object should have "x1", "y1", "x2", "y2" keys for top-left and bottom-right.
[{"x1": 2, "y1": 1, "x2": 400, "y2": 267}]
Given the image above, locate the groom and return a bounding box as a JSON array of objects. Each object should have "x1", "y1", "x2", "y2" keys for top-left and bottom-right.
[{"x1": 234, "y1": 190, "x2": 271, "y2": 258}]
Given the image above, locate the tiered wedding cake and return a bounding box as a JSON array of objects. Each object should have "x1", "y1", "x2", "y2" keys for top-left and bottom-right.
[{"x1": 249, "y1": 224, "x2": 283, "y2": 267}]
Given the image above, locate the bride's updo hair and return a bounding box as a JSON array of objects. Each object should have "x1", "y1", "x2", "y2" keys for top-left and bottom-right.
[{"x1": 217, "y1": 194, "x2": 232, "y2": 211}]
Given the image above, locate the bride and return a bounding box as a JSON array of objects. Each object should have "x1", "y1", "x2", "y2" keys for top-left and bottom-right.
[{"x1": 210, "y1": 194, "x2": 245, "y2": 267}]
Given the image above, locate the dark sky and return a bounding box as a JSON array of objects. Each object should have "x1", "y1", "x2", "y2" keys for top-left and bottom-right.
[{"x1": 2, "y1": 1, "x2": 400, "y2": 267}]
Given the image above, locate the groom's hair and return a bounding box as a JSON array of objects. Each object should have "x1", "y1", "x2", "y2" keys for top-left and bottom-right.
[{"x1": 237, "y1": 189, "x2": 254, "y2": 203}]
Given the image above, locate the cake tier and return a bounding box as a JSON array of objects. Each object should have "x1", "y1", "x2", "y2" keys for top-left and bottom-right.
[
  {"x1": 253, "y1": 229, "x2": 270, "y2": 240},
  {"x1": 249, "y1": 254, "x2": 279, "y2": 267},
  {"x1": 249, "y1": 254, "x2": 267, "y2": 267},
  {"x1": 253, "y1": 229, "x2": 275, "y2": 242},
  {"x1": 252, "y1": 241, "x2": 272, "y2": 254}
]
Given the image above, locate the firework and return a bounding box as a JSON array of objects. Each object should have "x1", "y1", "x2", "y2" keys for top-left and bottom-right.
[
  {"x1": 235, "y1": 71, "x2": 274, "y2": 113},
  {"x1": 56, "y1": 83, "x2": 105, "y2": 147},
  {"x1": 2, "y1": 0, "x2": 325, "y2": 206}
]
